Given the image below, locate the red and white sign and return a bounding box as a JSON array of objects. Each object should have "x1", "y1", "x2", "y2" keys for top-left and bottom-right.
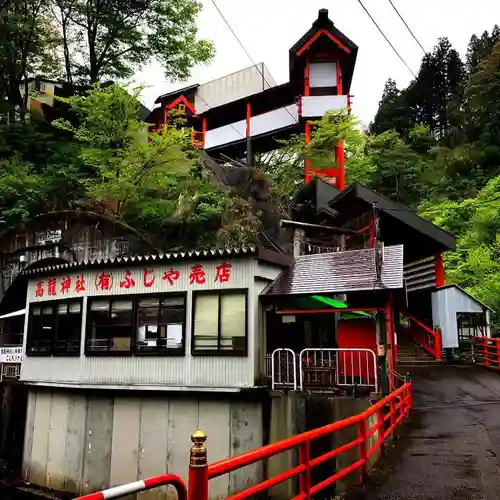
[{"x1": 29, "y1": 262, "x2": 237, "y2": 301}]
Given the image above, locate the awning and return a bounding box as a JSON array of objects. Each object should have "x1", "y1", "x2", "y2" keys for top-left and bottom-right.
[
  {"x1": 264, "y1": 245, "x2": 404, "y2": 296},
  {"x1": 0, "y1": 309, "x2": 26, "y2": 320}
]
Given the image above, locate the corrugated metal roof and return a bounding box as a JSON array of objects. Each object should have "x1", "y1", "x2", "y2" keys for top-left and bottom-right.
[
  {"x1": 21, "y1": 245, "x2": 263, "y2": 276},
  {"x1": 264, "y1": 245, "x2": 404, "y2": 296}
]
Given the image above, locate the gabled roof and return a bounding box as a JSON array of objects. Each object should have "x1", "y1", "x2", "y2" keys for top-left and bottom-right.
[
  {"x1": 328, "y1": 183, "x2": 456, "y2": 261},
  {"x1": 437, "y1": 284, "x2": 493, "y2": 312},
  {"x1": 264, "y1": 245, "x2": 403, "y2": 296},
  {"x1": 289, "y1": 9, "x2": 358, "y2": 93},
  {"x1": 154, "y1": 84, "x2": 199, "y2": 104}
]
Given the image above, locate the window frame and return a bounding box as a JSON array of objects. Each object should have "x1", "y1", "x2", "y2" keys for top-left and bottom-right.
[
  {"x1": 85, "y1": 292, "x2": 187, "y2": 357},
  {"x1": 26, "y1": 298, "x2": 83, "y2": 357},
  {"x1": 191, "y1": 289, "x2": 249, "y2": 357}
]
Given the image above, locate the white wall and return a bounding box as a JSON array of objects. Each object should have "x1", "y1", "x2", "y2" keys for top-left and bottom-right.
[
  {"x1": 301, "y1": 95, "x2": 348, "y2": 118},
  {"x1": 432, "y1": 286, "x2": 488, "y2": 349},
  {"x1": 23, "y1": 388, "x2": 264, "y2": 498},
  {"x1": 22, "y1": 257, "x2": 284, "y2": 389}
]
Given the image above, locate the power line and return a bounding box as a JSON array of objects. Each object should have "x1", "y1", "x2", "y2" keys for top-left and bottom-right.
[
  {"x1": 211, "y1": 0, "x2": 298, "y2": 124},
  {"x1": 355, "y1": 0, "x2": 417, "y2": 78},
  {"x1": 196, "y1": 95, "x2": 245, "y2": 139},
  {"x1": 387, "y1": 0, "x2": 427, "y2": 55}
]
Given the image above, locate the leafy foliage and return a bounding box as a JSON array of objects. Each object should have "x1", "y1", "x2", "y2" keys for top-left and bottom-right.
[{"x1": 51, "y1": 0, "x2": 214, "y2": 83}]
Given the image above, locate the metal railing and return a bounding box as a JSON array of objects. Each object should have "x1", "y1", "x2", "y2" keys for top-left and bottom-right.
[
  {"x1": 299, "y1": 348, "x2": 378, "y2": 392},
  {"x1": 74, "y1": 474, "x2": 187, "y2": 500},
  {"x1": 473, "y1": 336, "x2": 500, "y2": 368},
  {"x1": 270, "y1": 348, "x2": 297, "y2": 390},
  {"x1": 75, "y1": 384, "x2": 412, "y2": 500},
  {"x1": 405, "y1": 313, "x2": 442, "y2": 360},
  {"x1": 203, "y1": 383, "x2": 411, "y2": 499},
  {"x1": 268, "y1": 348, "x2": 378, "y2": 392}
]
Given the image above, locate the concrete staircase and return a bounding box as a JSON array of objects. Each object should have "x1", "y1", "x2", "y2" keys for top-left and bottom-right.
[{"x1": 397, "y1": 339, "x2": 441, "y2": 365}]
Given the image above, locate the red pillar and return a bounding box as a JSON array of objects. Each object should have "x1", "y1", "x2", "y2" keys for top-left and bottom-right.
[
  {"x1": 435, "y1": 254, "x2": 445, "y2": 288},
  {"x1": 304, "y1": 58, "x2": 312, "y2": 184},
  {"x1": 336, "y1": 61, "x2": 345, "y2": 191},
  {"x1": 369, "y1": 215, "x2": 375, "y2": 248},
  {"x1": 201, "y1": 117, "x2": 207, "y2": 148}
]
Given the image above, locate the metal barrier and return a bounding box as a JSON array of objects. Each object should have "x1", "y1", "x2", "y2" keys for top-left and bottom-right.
[
  {"x1": 473, "y1": 336, "x2": 500, "y2": 368},
  {"x1": 74, "y1": 384, "x2": 411, "y2": 500},
  {"x1": 73, "y1": 474, "x2": 187, "y2": 500},
  {"x1": 200, "y1": 383, "x2": 412, "y2": 499},
  {"x1": 405, "y1": 313, "x2": 442, "y2": 360},
  {"x1": 271, "y1": 348, "x2": 297, "y2": 390},
  {"x1": 299, "y1": 348, "x2": 378, "y2": 392}
]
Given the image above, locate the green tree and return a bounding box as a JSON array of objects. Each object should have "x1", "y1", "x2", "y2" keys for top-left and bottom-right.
[
  {"x1": 53, "y1": 83, "x2": 258, "y2": 246},
  {"x1": 0, "y1": 0, "x2": 61, "y2": 120},
  {"x1": 52, "y1": 0, "x2": 214, "y2": 83}
]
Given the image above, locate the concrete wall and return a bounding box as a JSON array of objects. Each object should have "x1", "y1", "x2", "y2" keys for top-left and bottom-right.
[{"x1": 23, "y1": 387, "x2": 264, "y2": 499}]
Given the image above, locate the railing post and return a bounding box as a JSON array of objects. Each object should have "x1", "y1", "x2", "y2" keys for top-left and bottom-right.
[
  {"x1": 435, "y1": 328, "x2": 442, "y2": 360},
  {"x1": 298, "y1": 441, "x2": 311, "y2": 498},
  {"x1": 188, "y1": 430, "x2": 208, "y2": 500},
  {"x1": 495, "y1": 339, "x2": 500, "y2": 368},
  {"x1": 390, "y1": 398, "x2": 397, "y2": 440},
  {"x1": 376, "y1": 407, "x2": 385, "y2": 459},
  {"x1": 357, "y1": 420, "x2": 368, "y2": 484}
]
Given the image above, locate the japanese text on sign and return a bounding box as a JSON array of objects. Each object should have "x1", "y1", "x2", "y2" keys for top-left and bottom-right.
[
  {"x1": 32, "y1": 263, "x2": 233, "y2": 298},
  {"x1": 0, "y1": 347, "x2": 23, "y2": 363}
]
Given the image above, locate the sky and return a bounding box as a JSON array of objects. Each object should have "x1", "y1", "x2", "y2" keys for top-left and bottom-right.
[{"x1": 135, "y1": 0, "x2": 500, "y2": 126}]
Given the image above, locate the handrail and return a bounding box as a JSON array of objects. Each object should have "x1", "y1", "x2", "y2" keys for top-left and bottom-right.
[
  {"x1": 405, "y1": 312, "x2": 442, "y2": 360},
  {"x1": 473, "y1": 336, "x2": 500, "y2": 369},
  {"x1": 204, "y1": 383, "x2": 412, "y2": 498},
  {"x1": 73, "y1": 474, "x2": 187, "y2": 500}
]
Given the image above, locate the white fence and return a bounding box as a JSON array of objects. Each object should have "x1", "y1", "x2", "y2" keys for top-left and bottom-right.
[{"x1": 268, "y1": 348, "x2": 378, "y2": 392}]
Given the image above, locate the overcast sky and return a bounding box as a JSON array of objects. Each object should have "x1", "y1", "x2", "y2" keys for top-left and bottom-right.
[{"x1": 136, "y1": 0, "x2": 500, "y2": 125}]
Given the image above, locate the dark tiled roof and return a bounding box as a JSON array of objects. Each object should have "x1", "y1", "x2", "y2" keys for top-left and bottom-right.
[{"x1": 264, "y1": 245, "x2": 404, "y2": 296}]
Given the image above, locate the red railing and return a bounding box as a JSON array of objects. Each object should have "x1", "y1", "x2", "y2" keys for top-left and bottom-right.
[
  {"x1": 406, "y1": 313, "x2": 442, "y2": 360},
  {"x1": 74, "y1": 474, "x2": 187, "y2": 500},
  {"x1": 473, "y1": 336, "x2": 500, "y2": 368},
  {"x1": 195, "y1": 383, "x2": 412, "y2": 499},
  {"x1": 73, "y1": 385, "x2": 412, "y2": 500}
]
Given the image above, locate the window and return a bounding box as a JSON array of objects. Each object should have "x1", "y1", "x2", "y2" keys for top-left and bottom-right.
[
  {"x1": 136, "y1": 296, "x2": 185, "y2": 353},
  {"x1": 457, "y1": 312, "x2": 486, "y2": 343},
  {"x1": 86, "y1": 294, "x2": 186, "y2": 354},
  {"x1": 27, "y1": 300, "x2": 82, "y2": 356},
  {"x1": 87, "y1": 299, "x2": 133, "y2": 353},
  {"x1": 192, "y1": 291, "x2": 247, "y2": 355}
]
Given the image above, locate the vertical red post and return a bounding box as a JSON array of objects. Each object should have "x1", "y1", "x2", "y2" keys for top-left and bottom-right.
[
  {"x1": 357, "y1": 419, "x2": 368, "y2": 484},
  {"x1": 336, "y1": 61, "x2": 345, "y2": 191},
  {"x1": 304, "y1": 57, "x2": 310, "y2": 96},
  {"x1": 202, "y1": 117, "x2": 207, "y2": 148},
  {"x1": 435, "y1": 327, "x2": 442, "y2": 360},
  {"x1": 299, "y1": 441, "x2": 311, "y2": 498},
  {"x1": 304, "y1": 57, "x2": 311, "y2": 184},
  {"x1": 305, "y1": 121, "x2": 312, "y2": 184},
  {"x1": 246, "y1": 103, "x2": 251, "y2": 137},
  {"x1": 496, "y1": 340, "x2": 500, "y2": 368},
  {"x1": 188, "y1": 430, "x2": 208, "y2": 500},
  {"x1": 369, "y1": 215, "x2": 375, "y2": 249},
  {"x1": 435, "y1": 254, "x2": 445, "y2": 288},
  {"x1": 163, "y1": 105, "x2": 168, "y2": 135},
  {"x1": 376, "y1": 407, "x2": 385, "y2": 458},
  {"x1": 385, "y1": 299, "x2": 396, "y2": 389}
]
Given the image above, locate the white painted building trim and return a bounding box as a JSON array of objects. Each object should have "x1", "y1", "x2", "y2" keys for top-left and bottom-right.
[{"x1": 23, "y1": 381, "x2": 244, "y2": 392}]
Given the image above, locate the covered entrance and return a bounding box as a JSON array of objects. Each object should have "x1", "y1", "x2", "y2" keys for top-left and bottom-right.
[{"x1": 261, "y1": 245, "x2": 405, "y2": 394}]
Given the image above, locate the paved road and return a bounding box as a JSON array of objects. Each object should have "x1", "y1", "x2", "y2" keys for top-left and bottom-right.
[{"x1": 362, "y1": 365, "x2": 500, "y2": 500}]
